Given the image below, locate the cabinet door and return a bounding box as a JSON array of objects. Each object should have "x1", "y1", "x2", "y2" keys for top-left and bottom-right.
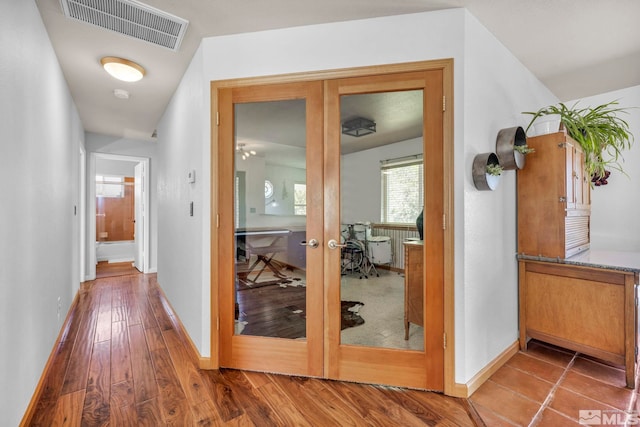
[
  {"x1": 573, "y1": 146, "x2": 584, "y2": 209},
  {"x1": 565, "y1": 143, "x2": 576, "y2": 210},
  {"x1": 577, "y1": 149, "x2": 591, "y2": 209}
]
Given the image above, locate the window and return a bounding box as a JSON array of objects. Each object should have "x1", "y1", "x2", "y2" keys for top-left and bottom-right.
[
  {"x1": 294, "y1": 183, "x2": 306, "y2": 215},
  {"x1": 380, "y1": 155, "x2": 423, "y2": 223},
  {"x1": 96, "y1": 175, "x2": 125, "y2": 198},
  {"x1": 264, "y1": 179, "x2": 274, "y2": 198}
]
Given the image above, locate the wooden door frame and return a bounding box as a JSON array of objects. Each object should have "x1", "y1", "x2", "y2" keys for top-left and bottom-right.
[
  {"x1": 210, "y1": 59, "x2": 457, "y2": 395},
  {"x1": 325, "y1": 70, "x2": 444, "y2": 390},
  {"x1": 216, "y1": 81, "x2": 325, "y2": 377}
]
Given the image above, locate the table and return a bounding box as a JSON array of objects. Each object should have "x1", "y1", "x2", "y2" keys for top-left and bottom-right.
[{"x1": 236, "y1": 229, "x2": 291, "y2": 285}]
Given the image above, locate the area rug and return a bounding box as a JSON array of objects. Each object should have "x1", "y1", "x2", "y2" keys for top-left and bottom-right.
[{"x1": 341, "y1": 301, "x2": 365, "y2": 330}]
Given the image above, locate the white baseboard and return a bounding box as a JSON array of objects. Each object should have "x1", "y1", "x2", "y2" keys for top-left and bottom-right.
[{"x1": 107, "y1": 258, "x2": 135, "y2": 263}]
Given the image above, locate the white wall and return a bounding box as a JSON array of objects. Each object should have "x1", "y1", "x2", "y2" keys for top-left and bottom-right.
[
  {"x1": 460, "y1": 13, "x2": 558, "y2": 383},
  {"x1": 264, "y1": 164, "x2": 306, "y2": 217},
  {"x1": 85, "y1": 132, "x2": 159, "y2": 273},
  {"x1": 156, "y1": 45, "x2": 211, "y2": 356},
  {"x1": 0, "y1": 1, "x2": 84, "y2": 424},
  {"x1": 96, "y1": 157, "x2": 137, "y2": 176},
  {"x1": 571, "y1": 86, "x2": 640, "y2": 252},
  {"x1": 158, "y1": 8, "x2": 558, "y2": 384}
]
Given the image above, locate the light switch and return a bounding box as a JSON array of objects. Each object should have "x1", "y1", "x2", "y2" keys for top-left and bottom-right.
[{"x1": 187, "y1": 170, "x2": 196, "y2": 183}]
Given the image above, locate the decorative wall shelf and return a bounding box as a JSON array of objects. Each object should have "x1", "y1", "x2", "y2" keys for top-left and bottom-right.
[
  {"x1": 473, "y1": 125, "x2": 532, "y2": 191},
  {"x1": 472, "y1": 152, "x2": 502, "y2": 191},
  {"x1": 496, "y1": 126, "x2": 528, "y2": 170}
]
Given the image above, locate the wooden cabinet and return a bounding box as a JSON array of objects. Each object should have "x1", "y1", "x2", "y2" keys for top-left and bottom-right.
[
  {"x1": 403, "y1": 241, "x2": 423, "y2": 340},
  {"x1": 517, "y1": 131, "x2": 591, "y2": 258},
  {"x1": 519, "y1": 259, "x2": 637, "y2": 388}
]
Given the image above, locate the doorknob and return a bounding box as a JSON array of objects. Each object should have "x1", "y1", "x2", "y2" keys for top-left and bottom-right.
[
  {"x1": 300, "y1": 239, "x2": 319, "y2": 249},
  {"x1": 327, "y1": 239, "x2": 346, "y2": 249}
]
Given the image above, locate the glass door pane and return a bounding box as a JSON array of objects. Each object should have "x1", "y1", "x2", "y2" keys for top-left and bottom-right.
[
  {"x1": 234, "y1": 99, "x2": 308, "y2": 340},
  {"x1": 325, "y1": 69, "x2": 444, "y2": 390},
  {"x1": 338, "y1": 90, "x2": 425, "y2": 351}
]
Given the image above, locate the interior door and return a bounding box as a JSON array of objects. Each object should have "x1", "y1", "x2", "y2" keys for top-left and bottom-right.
[
  {"x1": 216, "y1": 68, "x2": 445, "y2": 390},
  {"x1": 218, "y1": 81, "x2": 324, "y2": 376},
  {"x1": 324, "y1": 70, "x2": 444, "y2": 390}
]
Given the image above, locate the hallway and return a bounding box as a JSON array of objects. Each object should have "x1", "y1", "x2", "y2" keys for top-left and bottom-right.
[{"x1": 25, "y1": 272, "x2": 480, "y2": 426}]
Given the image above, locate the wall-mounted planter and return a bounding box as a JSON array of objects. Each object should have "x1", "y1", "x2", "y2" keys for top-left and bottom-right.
[
  {"x1": 472, "y1": 152, "x2": 502, "y2": 191},
  {"x1": 496, "y1": 126, "x2": 527, "y2": 170}
]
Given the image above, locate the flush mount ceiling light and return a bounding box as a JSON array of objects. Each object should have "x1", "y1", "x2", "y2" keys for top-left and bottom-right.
[
  {"x1": 341, "y1": 117, "x2": 376, "y2": 137},
  {"x1": 100, "y1": 57, "x2": 145, "y2": 82},
  {"x1": 236, "y1": 143, "x2": 256, "y2": 160}
]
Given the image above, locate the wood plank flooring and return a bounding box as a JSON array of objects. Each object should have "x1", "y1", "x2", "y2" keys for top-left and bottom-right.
[
  {"x1": 25, "y1": 272, "x2": 482, "y2": 426},
  {"x1": 95, "y1": 261, "x2": 140, "y2": 279}
]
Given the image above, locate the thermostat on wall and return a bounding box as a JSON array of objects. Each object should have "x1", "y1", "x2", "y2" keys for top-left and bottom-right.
[{"x1": 187, "y1": 170, "x2": 196, "y2": 183}]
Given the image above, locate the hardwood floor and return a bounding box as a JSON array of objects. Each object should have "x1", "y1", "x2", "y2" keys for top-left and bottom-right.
[
  {"x1": 24, "y1": 272, "x2": 482, "y2": 426},
  {"x1": 237, "y1": 284, "x2": 307, "y2": 339},
  {"x1": 95, "y1": 261, "x2": 140, "y2": 279}
]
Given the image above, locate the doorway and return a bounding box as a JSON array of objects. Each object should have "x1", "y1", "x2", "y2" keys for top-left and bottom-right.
[
  {"x1": 214, "y1": 61, "x2": 452, "y2": 391},
  {"x1": 88, "y1": 153, "x2": 150, "y2": 280}
]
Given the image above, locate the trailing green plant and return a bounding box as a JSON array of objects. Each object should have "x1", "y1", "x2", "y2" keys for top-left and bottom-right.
[
  {"x1": 485, "y1": 163, "x2": 504, "y2": 176},
  {"x1": 514, "y1": 144, "x2": 535, "y2": 155},
  {"x1": 523, "y1": 100, "x2": 634, "y2": 183}
]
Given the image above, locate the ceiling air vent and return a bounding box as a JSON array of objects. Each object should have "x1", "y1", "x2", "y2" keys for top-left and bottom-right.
[{"x1": 60, "y1": 0, "x2": 189, "y2": 51}]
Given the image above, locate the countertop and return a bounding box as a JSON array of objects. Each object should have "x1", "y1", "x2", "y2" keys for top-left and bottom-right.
[{"x1": 517, "y1": 250, "x2": 640, "y2": 274}]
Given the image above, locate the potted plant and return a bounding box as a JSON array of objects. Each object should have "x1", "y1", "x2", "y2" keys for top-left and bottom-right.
[
  {"x1": 514, "y1": 144, "x2": 535, "y2": 155},
  {"x1": 485, "y1": 163, "x2": 504, "y2": 176},
  {"x1": 523, "y1": 100, "x2": 634, "y2": 185},
  {"x1": 472, "y1": 152, "x2": 502, "y2": 191},
  {"x1": 496, "y1": 126, "x2": 531, "y2": 170}
]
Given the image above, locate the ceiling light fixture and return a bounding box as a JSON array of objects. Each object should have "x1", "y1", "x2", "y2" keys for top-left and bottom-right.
[
  {"x1": 341, "y1": 117, "x2": 376, "y2": 137},
  {"x1": 100, "y1": 56, "x2": 146, "y2": 82},
  {"x1": 236, "y1": 143, "x2": 256, "y2": 160}
]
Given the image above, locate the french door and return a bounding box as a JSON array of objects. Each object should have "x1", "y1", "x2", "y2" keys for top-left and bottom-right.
[
  {"x1": 215, "y1": 67, "x2": 445, "y2": 390},
  {"x1": 217, "y1": 81, "x2": 325, "y2": 376}
]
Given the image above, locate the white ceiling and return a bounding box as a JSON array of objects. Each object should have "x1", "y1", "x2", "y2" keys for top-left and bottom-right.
[{"x1": 35, "y1": 0, "x2": 640, "y2": 143}]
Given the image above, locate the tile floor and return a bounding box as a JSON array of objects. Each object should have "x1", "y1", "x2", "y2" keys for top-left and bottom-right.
[{"x1": 470, "y1": 340, "x2": 639, "y2": 426}]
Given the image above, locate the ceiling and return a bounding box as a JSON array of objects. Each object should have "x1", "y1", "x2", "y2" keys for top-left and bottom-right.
[{"x1": 35, "y1": 0, "x2": 640, "y2": 145}]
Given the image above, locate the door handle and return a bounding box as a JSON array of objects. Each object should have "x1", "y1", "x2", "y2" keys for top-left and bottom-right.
[
  {"x1": 327, "y1": 239, "x2": 346, "y2": 250},
  {"x1": 300, "y1": 239, "x2": 319, "y2": 249}
]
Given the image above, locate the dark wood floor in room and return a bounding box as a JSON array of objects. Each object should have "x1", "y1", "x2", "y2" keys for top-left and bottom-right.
[
  {"x1": 25, "y1": 272, "x2": 482, "y2": 426},
  {"x1": 237, "y1": 284, "x2": 307, "y2": 339}
]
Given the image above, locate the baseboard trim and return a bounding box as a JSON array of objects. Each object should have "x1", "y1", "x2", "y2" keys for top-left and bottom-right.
[
  {"x1": 154, "y1": 283, "x2": 212, "y2": 369},
  {"x1": 20, "y1": 291, "x2": 81, "y2": 426},
  {"x1": 465, "y1": 340, "x2": 519, "y2": 397},
  {"x1": 447, "y1": 382, "x2": 469, "y2": 398}
]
